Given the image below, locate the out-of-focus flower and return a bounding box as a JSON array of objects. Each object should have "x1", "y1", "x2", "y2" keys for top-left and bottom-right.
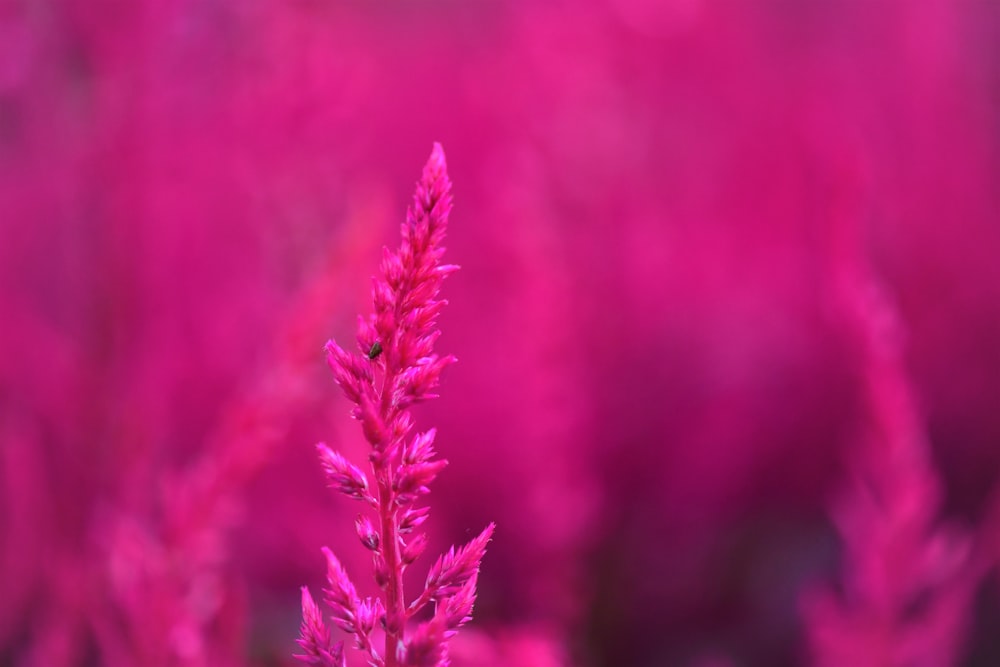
[{"x1": 803, "y1": 254, "x2": 975, "y2": 666}]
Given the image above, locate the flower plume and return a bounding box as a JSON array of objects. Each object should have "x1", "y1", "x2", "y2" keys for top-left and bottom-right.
[
  {"x1": 297, "y1": 144, "x2": 493, "y2": 667},
  {"x1": 803, "y1": 266, "x2": 975, "y2": 667}
]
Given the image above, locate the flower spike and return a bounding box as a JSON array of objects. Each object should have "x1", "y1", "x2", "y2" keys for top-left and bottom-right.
[{"x1": 297, "y1": 145, "x2": 493, "y2": 667}]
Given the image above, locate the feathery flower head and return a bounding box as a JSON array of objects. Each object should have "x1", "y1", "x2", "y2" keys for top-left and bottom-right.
[
  {"x1": 298, "y1": 144, "x2": 492, "y2": 667},
  {"x1": 325, "y1": 142, "x2": 457, "y2": 450},
  {"x1": 804, "y1": 267, "x2": 973, "y2": 667},
  {"x1": 296, "y1": 587, "x2": 345, "y2": 667}
]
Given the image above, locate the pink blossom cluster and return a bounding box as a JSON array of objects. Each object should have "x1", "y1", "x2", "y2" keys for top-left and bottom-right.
[
  {"x1": 297, "y1": 145, "x2": 493, "y2": 667},
  {"x1": 803, "y1": 266, "x2": 975, "y2": 666}
]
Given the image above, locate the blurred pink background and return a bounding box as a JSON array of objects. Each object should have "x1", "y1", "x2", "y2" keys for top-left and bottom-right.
[{"x1": 2, "y1": 0, "x2": 1000, "y2": 665}]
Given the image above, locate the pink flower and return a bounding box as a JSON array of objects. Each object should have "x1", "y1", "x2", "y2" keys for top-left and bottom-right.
[
  {"x1": 296, "y1": 587, "x2": 345, "y2": 667},
  {"x1": 803, "y1": 262, "x2": 975, "y2": 667},
  {"x1": 298, "y1": 144, "x2": 493, "y2": 667}
]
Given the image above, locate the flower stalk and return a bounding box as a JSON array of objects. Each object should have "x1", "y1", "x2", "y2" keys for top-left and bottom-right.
[
  {"x1": 296, "y1": 144, "x2": 494, "y2": 667},
  {"x1": 804, "y1": 268, "x2": 973, "y2": 667}
]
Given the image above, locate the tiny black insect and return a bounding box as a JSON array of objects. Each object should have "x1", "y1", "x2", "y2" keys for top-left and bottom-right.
[{"x1": 367, "y1": 341, "x2": 383, "y2": 360}]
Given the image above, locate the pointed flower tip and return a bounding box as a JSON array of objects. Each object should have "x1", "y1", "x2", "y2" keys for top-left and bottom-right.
[
  {"x1": 430, "y1": 142, "x2": 446, "y2": 168},
  {"x1": 317, "y1": 445, "x2": 370, "y2": 502},
  {"x1": 300, "y1": 586, "x2": 325, "y2": 628},
  {"x1": 423, "y1": 143, "x2": 449, "y2": 187},
  {"x1": 297, "y1": 586, "x2": 338, "y2": 666},
  {"x1": 424, "y1": 521, "x2": 497, "y2": 599},
  {"x1": 475, "y1": 522, "x2": 496, "y2": 552}
]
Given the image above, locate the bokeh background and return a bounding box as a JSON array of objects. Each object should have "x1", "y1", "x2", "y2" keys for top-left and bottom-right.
[{"x1": 2, "y1": 0, "x2": 1000, "y2": 665}]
